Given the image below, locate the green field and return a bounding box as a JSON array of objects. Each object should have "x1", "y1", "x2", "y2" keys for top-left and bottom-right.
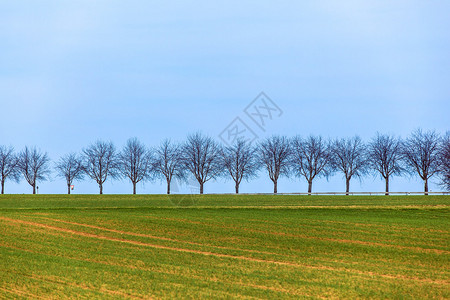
[{"x1": 0, "y1": 195, "x2": 449, "y2": 299}]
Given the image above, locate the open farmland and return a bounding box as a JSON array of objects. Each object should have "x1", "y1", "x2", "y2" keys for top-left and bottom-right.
[{"x1": 0, "y1": 195, "x2": 449, "y2": 299}]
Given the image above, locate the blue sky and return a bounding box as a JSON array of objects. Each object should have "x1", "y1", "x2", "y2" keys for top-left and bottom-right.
[{"x1": 1, "y1": 1, "x2": 449, "y2": 194}]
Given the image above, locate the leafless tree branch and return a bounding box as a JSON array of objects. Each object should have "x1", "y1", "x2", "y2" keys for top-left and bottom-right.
[
  {"x1": 402, "y1": 129, "x2": 441, "y2": 194},
  {"x1": 291, "y1": 135, "x2": 331, "y2": 194},
  {"x1": 82, "y1": 140, "x2": 119, "y2": 194},
  {"x1": 221, "y1": 138, "x2": 260, "y2": 194},
  {"x1": 182, "y1": 133, "x2": 222, "y2": 194},
  {"x1": 438, "y1": 132, "x2": 449, "y2": 191},
  {"x1": 258, "y1": 135, "x2": 291, "y2": 194},
  {"x1": 118, "y1": 138, "x2": 152, "y2": 194},
  {"x1": 152, "y1": 139, "x2": 185, "y2": 195},
  {"x1": 368, "y1": 133, "x2": 404, "y2": 195},
  {"x1": 0, "y1": 145, "x2": 20, "y2": 194},
  {"x1": 17, "y1": 146, "x2": 51, "y2": 194},
  {"x1": 330, "y1": 136, "x2": 368, "y2": 195},
  {"x1": 55, "y1": 153, "x2": 84, "y2": 194}
]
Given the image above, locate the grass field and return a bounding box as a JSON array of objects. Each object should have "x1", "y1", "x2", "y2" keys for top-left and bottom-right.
[{"x1": 0, "y1": 194, "x2": 449, "y2": 299}]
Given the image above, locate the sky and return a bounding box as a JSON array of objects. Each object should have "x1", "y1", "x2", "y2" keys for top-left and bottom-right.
[{"x1": 0, "y1": 1, "x2": 449, "y2": 194}]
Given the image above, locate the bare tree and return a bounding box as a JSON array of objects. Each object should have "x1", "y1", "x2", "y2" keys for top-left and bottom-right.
[
  {"x1": 182, "y1": 133, "x2": 222, "y2": 194},
  {"x1": 402, "y1": 129, "x2": 440, "y2": 195},
  {"x1": 55, "y1": 153, "x2": 84, "y2": 194},
  {"x1": 330, "y1": 136, "x2": 368, "y2": 195},
  {"x1": 438, "y1": 132, "x2": 450, "y2": 191},
  {"x1": 152, "y1": 139, "x2": 184, "y2": 195},
  {"x1": 17, "y1": 147, "x2": 51, "y2": 194},
  {"x1": 221, "y1": 138, "x2": 260, "y2": 194},
  {"x1": 291, "y1": 135, "x2": 331, "y2": 194},
  {"x1": 258, "y1": 136, "x2": 291, "y2": 194},
  {"x1": 118, "y1": 138, "x2": 151, "y2": 194},
  {"x1": 368, "y1": 133, "x2": 404, "y2": 195},
  {"x1": 402, "y1": 129, "x2": 441, "y2": 195},
  {"x1": 82, "y1": 140, "x2": 119, "y2": 194},
  {"x1": 0, "y1": 146, "x2": 20, "y2": 194}
]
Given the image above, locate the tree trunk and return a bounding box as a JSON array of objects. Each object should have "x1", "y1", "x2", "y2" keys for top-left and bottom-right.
[
  {"x1": 33, "y1": 184, "x2": 36, "y2": 195},
  {"x1": 424, "y1": 179, "x2": 428, "y2": 195},
  {"x1": 235, "y1": 182, "x2": 239, "y2": 194},
  {"x1": 200, "y1": 182, "x2": 204, "y2": 194},
  {"x1": 307, "y1": 180, "x2": 312, "y2": 195},
  {"x1": 99, "y1": 184, "x2": 103, "y2": 195},
  {"x1": 67, "y1": 184, "x2": 71, "y2": 195},
  {"x1": 133, "y1": 182, "x2": 136, "y2": 195},
  {"x1": 167, "y1": 179, "x2": 171, "y2": 195},
  {"x1": 345, "y1": 177, "x2": 350, "y2": 195},
  {"x1": 273, "y1": 180, "x2": 278, "y2": 194},
  {"x1": 1, "y1": 180, "x2": 4, "y2": 194},
  {"x1": 385, "y1": 176, "x2": 389, "y2": 196}
]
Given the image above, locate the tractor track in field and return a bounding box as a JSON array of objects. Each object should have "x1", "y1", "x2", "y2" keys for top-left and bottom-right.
[
  {"x1": 1, "y1": 216, "x2": 448, "y2": 286},
  {"x1": 144, "y1": 214, "x2": 450, "y2": 244},
  {"x1": 143, "y1": 215, "x2": 450, "y2": 255},
  {"x1": 0, "y1": 286, "x2": 46, "y2": 299},
  {"x1": 3, "y1": 269, "x2": 149, "y2": 299},
  {"x1": 36, "y1": 217, "x2": 291, "y2": 258},
  {"x1": 3, "y1": 238, "x2": 442, "y2": 284},
  {"x1": 31, "y1": 216, "x2": 450, "y2": 255},
  {"x1": 1, "y1": 243, "x2": 312, "y2": 297}
]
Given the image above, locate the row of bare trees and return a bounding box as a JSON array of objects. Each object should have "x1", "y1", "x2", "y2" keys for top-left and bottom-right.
[{"x1": 0, "y1": 129, "x2": 448, "y2": 195}]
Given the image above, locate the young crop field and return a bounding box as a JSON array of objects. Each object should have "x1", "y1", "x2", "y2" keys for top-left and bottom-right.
[{"x1": 0, "y1": 195, "x2": 449, "y2": 299}]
